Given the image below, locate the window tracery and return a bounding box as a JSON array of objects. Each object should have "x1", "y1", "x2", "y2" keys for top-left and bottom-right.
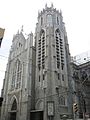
[
  {"x1": 59, "y1": 96, "x2": 65, "y2": 105},
  {"x1": 11, "y1": 99, "x2": 17, "y2": 111},
  {"x1": 11, "y1": 59, "x2": 22, "y2": 90},
  {"x1": 55, "y1": 29, "x2": 64, "y2": 69}
]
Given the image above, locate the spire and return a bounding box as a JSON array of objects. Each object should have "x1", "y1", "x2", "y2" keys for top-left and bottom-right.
[
  {"x1": 45, "y1": 3, "x2": 47, "y2": 9},
  {"x1": 60, "y1": 9, "x2": 62, "y2": 15},
  {"x1": 17, "y1": 30, "x2": 19, "y2": 34},
  {"x1": 51, "y1": 3, "x2": 53, "y2": 8},
  {"x1": 38, "y1": 10, "x2": 40, "y2": 17},
  {"x1": 21, "y1": 25, "x2": 24, "y2": 32}
]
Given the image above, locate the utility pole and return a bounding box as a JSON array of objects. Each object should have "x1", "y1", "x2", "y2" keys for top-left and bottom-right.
[
  {"x1": 72, "y1": 70, "x2": 87, "y2": 120},
  {"x1": 72, "y1": 71, "x2": 79, "y2": 120},
  {"x1": 79, "y1": 70, "x2": 88, "y2": 120}
]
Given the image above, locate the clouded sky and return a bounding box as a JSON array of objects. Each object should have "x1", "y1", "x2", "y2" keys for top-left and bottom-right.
[{"x1": 0, "y1": 0, "x2": 90, "y2": 95}]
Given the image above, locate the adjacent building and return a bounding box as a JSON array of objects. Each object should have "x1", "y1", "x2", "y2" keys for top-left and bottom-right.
[{"x1": 71, "y1": 54, "x2": 90, "y2": 118}]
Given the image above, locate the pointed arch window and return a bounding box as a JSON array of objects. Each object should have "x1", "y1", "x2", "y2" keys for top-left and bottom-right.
[
  {"x1": 55, "y1": 29, "x2": 64, "y2": 69},
  {"x1": 55, "y1": 29, "x2": 61, "y2": 69},
  {"x1": 11, "y1": 99, "x2": 17, "y2": 111},
  {"x1": 41, "y1": 17, "x2": 43, "y2": 26},
  {"x1": 11, "y1": 63, "x2": 17, "y2": 89},
  {"x1": 16, "y1": 60, "x2": 22, "y2": 89},
  {"x1": 57, "y1": 17, "x2": 59, "y2": 25},
  {"x1": 59, "y1": 96, "x2": 65, "y2": 105},
  {"x1": 38, "y1": 29, "x2": 45, "y2": 70},
  {"x1": 11, "y1": 59, "x2": 22, "y2": 90}
]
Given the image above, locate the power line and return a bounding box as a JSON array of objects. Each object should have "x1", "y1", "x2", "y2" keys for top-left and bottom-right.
[
  {"x1": 0, "y1": 46, "x2": 30, "y2": 60},
  {"x1": 1, "y1": 89, "x2": 90, "y2": 107},
  {"x1": 0, "y1": 54, "x2": 8, "y2": 59},
  {"x1": 0, "y1": 64, "x2": 74, "y2": 79},
  {"x1": 0, "y1": 61, "x2": 89, "y2": 87},
  {"x1": 0, "y1": 70, "x2": 5, "y2": 73},
  {"x1": 1, "y1": 90, "x2": 70, "y2": 106}
]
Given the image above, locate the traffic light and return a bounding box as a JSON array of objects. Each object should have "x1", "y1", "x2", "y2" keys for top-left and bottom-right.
[{"x1": 73, "y1": 103, "x2": 78, "y2": 113}]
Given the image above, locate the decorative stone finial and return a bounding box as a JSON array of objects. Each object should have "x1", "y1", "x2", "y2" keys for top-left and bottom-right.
[
  {"x1": 38, "y1": 10, "x2": 40, "y2": 17},
  {"x1": 17, "y1": 30, "x2": 19, "y2": 34},
  {"x1": 45, "y1": 3, "x2": 47, "y2": 9},
  {"x1": 21, "y1": 25, "x2": 23, "y2": 32},
  {"x1": 60, "y1": 9, "x2": 62, "y2": 15},
  {"x1": 51, "y1": 3, "x2": 53, "y2": 8}
]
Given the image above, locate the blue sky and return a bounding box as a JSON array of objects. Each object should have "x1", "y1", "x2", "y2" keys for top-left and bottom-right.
[{"x1": 0, "y1": 0, "x2": 90, "y2": 95}]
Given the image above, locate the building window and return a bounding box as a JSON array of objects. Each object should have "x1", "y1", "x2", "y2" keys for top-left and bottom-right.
[
  {"x1": 57, "y1": 17, "x2": 59, "y2": 25},
  {"x1": 11, "y1": 99, "x2": 17, "y2": 111},
  {"x1": 55, "y1": 29, "x2": 64, "y2": 70},
  {"x1": 39, "y1": 75, "x2": 40, "y2": 82},
  {"x1": 42, "y1": 65, "x2": 45, "y2": 69},
  {"x1": 59, "y1": 96, "x2": 65, "y2": 105},
  {"x1": 16, "y1": 60, "x2": 22, "y2": 89},
  {"x1": 58, "y1": 73, "x2": 60, "y2": 80},
  {"x1": 55, "y1": 29, "x2": 61, "y2": 69},
  {"x1": 11, "y1": 71, "x2": 16, "y2": 89},
  {"x1": 61, "y1": 63, "x2": 64, "y2": 70},
  {"x1": 41, "y1": 17, "x2": 43, "y2": 26},
  {"x1": 62, "y1": 74, "x2": 64, "y2": 81},
  {"x1": 43, "y1": 74, "x2": 45, "y2": 80},
  {"x1": 11, "y1": 59, "x2": 22, "y2": 90},
  {"x1": 47, "y1": 14, "x2": 52, "y2": 26},
  {"x1": 38, "y1": 29, "x2": 45, "y2": 70},
  {"x1": 38, "y1": 64, "x2": 41, "y2": 71}
]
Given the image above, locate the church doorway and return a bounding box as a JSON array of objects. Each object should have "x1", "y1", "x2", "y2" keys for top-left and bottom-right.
[
  {"x1": 9, "y1": 99, "x2": 17, "y2": 120},
  {"x1": 10, "y1": 112, "x2": 16, "y2": 120},
  {"x1": 30, "y1": 110, "x2": 43, "y2": 120}
]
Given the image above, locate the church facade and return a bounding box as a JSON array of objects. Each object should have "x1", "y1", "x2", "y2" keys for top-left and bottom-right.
[
  {"x1": 1, "y1": 31, "x2": 36, "y2": 120},
  {"x1": 1, "y1": 4, "x2": 73, "y2": 120}
]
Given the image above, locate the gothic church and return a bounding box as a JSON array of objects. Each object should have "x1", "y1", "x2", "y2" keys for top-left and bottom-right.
[{"x1": 1, "y1": 4, "x2": 73, "y2": 120}]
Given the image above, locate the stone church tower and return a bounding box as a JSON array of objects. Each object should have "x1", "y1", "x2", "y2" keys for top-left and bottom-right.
[
  {"x1": 1, "y1": 4, "x2": 73, "y2": 120},
  {"x1": 33, "y1": 4, "x2": 72, "y2": 120}
]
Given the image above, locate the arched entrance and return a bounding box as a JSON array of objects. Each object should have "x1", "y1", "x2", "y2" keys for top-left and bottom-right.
[{"x1": 10, "y1": 99, "x2": 17, "y2": 120}]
